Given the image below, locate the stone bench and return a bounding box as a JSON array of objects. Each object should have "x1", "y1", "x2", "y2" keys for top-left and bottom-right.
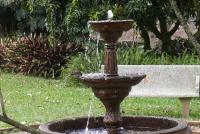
[{"x1": 117, "y1": 65, "x2": 200, "y2": 118}]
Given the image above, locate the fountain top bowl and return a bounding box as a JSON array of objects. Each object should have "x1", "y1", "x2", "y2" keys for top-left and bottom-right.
[
  {"x1": 88, "y1": 20, "x2": 133, "y2": 43},
  {"x1": 88, "y1": 20, "x2": 133, "y2": 23},
  {"x1": 88, "y1": 20, "x2": 133, "y2": 32}
]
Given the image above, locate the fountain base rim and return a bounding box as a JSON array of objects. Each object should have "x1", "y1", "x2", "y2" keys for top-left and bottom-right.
[{"x1": 39, "y1": 116, "x2": 191, "y2": 134}]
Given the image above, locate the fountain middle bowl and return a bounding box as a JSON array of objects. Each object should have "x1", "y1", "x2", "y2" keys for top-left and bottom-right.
[
  {"x1": 77, "y1": 73, "x2": 146, "y2": 100},
  {"x1": 39, "y1": 116, "x2": 191, "y2": 134},
  {"x1": 78, "y1": 73, "x2": 146, "y2": 88},
  {"x1": 88, "y1": 20, "x2": 133, "y2": 32}
]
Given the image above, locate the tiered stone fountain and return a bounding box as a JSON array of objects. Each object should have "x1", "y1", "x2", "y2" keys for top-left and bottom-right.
[{"x1": 39, "y1": 20, "x2": 192, "y2": 134}]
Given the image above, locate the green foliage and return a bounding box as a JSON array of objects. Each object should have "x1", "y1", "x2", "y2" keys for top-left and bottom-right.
[
  {"x1": 61, "y1": 40, "x2": 104, "y2": 86},
  {"x1": 14, "y1": 0, "x2": 47, "y2": 33},
  {"x1": 117, "y1": 47, "x2": 200, "y2": 65},
  {"x1": 0, "y1": 0, "x2": 130, "y2": 43},
  {"x1": 1, "y1": 0, "x2": 199, "y2": 74},
  {"x1": 0, "y1": 0, "x2": 15, "y2": 6},
  {"x1": 62, "y1": 44, "x2": 200, "y2": 86},
  {"x1": 61, "y1": 53, "x2": 102, "y2": 87},
  {"x1": 64, "y1": 45, "x2": 200, "y2": 75},
  {"x1": 126, "y1": 0, "x2": 194, "y2": 29},
  {"x1": 0, "y1": 2, "x2": 17, "y2": 34},
  {"x1": 125, "y1": 0, "x2": 200, "y2": 54},
  {"x1": 64, "y1": 53, "x2": 102, "y2": 74},
  {"x1": 0, "y1": 0, "x2": 198, "y2": 43}
]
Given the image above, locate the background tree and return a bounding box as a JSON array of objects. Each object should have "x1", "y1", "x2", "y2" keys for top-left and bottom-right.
[
  {"x1": 126, "y1": 0, "x2": 182, "y2": 54},
  {"x1": 0, "y1": 0, "x2": 17, "y2": 35},
  {"x1": 170, "y1": 0, "x2": 200, "y2": 56},
  {"x1": 1, "y1": 0, "x2": 200, "y2": 60}
]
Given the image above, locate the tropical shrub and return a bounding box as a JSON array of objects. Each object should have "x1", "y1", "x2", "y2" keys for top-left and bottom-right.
[
  {"x1": 1, "y1": 35, "x2": 84, "y2": 78},
  {"x1": 0, "y1": 42, "x2": 6, "y2": 65}
]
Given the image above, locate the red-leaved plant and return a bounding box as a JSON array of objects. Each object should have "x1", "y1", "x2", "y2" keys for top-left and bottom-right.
[{"x1": 1, "y1": 34, "x2": 84, "y2": 78}]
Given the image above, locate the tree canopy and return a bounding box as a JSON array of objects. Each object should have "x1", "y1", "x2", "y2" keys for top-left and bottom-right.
[{"x1": 0, "y1": 0, "x2": 200, "y2": 55}]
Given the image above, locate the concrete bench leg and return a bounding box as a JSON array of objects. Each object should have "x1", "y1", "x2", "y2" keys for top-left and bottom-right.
[{"x1": 179, "y1": 98, "x2": 192, "y2": 118}]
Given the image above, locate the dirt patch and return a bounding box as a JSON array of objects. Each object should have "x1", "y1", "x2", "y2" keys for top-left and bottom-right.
[
  {"x1": 190, "y1": 125, "x2": 200, "y2": 134},
  {"x1": 188, "y1": 121, "x2": 200, "y2": 134}
]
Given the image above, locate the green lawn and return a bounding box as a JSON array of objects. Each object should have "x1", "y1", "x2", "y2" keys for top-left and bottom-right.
[{"x1": 0, "y1": 72, "x2": 199, "y2": 128}]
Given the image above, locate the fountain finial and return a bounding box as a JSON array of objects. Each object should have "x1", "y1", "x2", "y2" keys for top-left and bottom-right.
[{"x1": 107, "y1": 10, "x2": 113, "y2": 20}]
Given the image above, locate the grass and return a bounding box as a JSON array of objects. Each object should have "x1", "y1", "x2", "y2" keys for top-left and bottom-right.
[{"x1": 0, "y1": 72, "x2": 200, "y2": 128}]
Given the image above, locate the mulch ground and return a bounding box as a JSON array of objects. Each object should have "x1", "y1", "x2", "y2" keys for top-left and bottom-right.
[{"x1": 191, "y1": 126, "x2": 200, "y2": 134}]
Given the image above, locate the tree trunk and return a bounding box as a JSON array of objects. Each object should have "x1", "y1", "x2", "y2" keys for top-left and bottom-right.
[
  {"x1": 140, "y1": 26, "x2": 151, "y2": 50},
  {"x1": 195, "y1": 26, "x2": 200, "y2": 43},
  {"x1": 0, "y1": 89, "x2": 47, "y2": 134},
  {"x1": 193, "y1": 0, "x2": 200, "y2": 42},
  {"x1": 161, "y1": 35, "x2": 172, "y2": 54},
  {"x1": 0, "y1": 115, "x2": 46, "y2": 134},
  {"x1": 169, "y1": 0, "x2": 200, "y2": 56}
]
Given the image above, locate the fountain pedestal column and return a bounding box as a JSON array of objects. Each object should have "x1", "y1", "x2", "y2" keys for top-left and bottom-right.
[
  {"x1": 103, "y1": 42, "x2": 129, "y2": 133},
  {"x1": 102, "y1": 97, "x2": 124, "y2": 133},
  {"x1": 92, "y1": 84, "x2": 132, "y2": 134},
  {"x1": 104, "y1": 43, "x2": 118, "y2": 77}
]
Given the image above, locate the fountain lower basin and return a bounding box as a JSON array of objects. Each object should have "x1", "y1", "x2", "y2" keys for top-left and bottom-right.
[{"x1": 39, "y1": 116, "x2": 191, "y2": 134}]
